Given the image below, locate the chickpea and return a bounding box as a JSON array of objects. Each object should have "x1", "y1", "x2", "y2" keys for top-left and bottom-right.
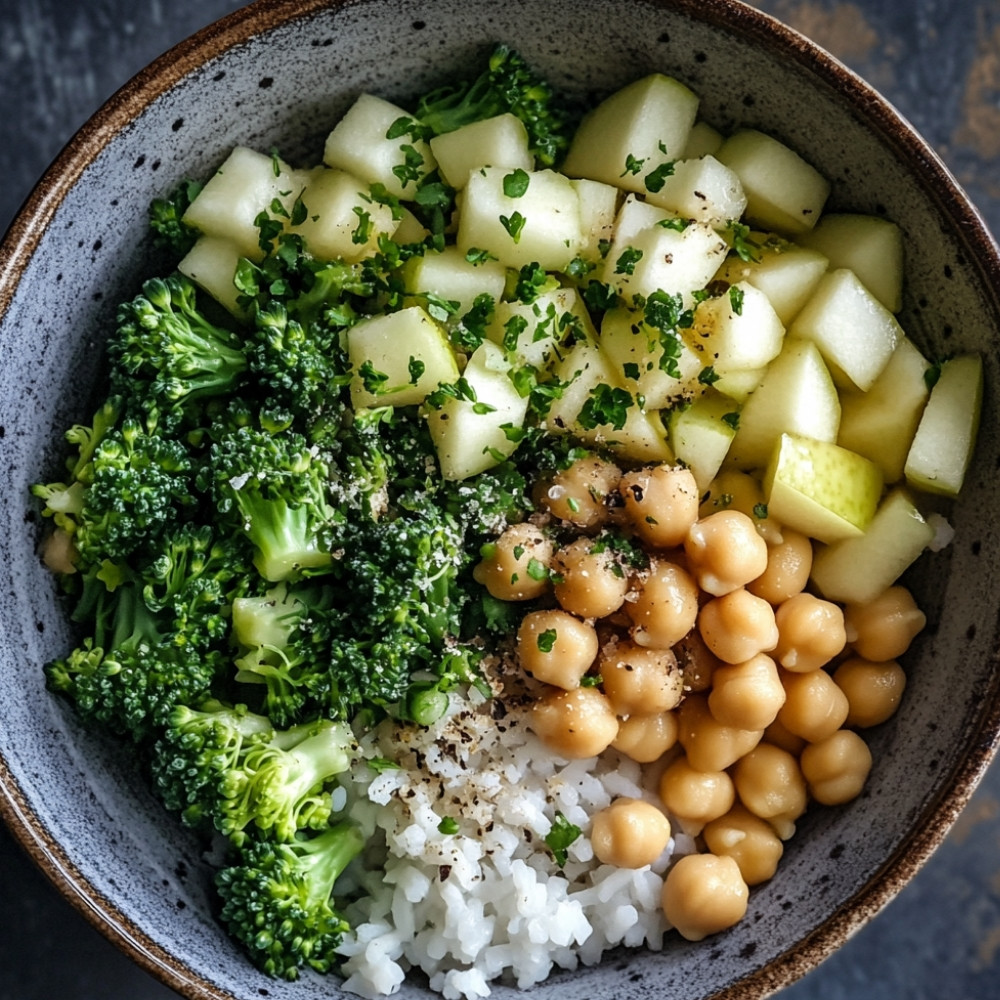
[
  {"x1": 772, "y1": 593, "x2": 847, "y2": 673},
  {"x1": 538, "y1": 454, "x2": 621, "y2": 530},
  {"x1": 41, "y1": 527, "x2": 78, "y2": 575},
  {"x1": 699, "y1": 589, "x2": 779, "y2": 664},
  {"x1": 684, "y1": 510, "x2": 769, "y2": 597},
  {"x1": 844, "y1": 586, "x2": 926, "y2": 662},
  {"x1": 800, "y1": 729, "x2": 872, "y2": 805},
  {"x1": 516, "y1": 610, "x2": 598, "y2": 690},
  {"x1": 677, "y1": 694, "x2": 764, "y2": 772},
  {"x1": 674, "y1": 629, "x2": 723, "y2": 693},
  {"x1": 702, "y1": 804, "x2": 784, "y2": 886},
  {"x1": 552, "y1": 536, "x2": 630, "y2": 619},
  {"x1": 777, "y1": 668, "x2": 849, "y2": 743},
  {"x1": 529, "y1": 686, "x2": 619, "y2": 759},
  {"x1": 658, "y1": 756, "x2": 735, "y2": 827},
  {"x1": 700, "y1": 469, "x2": 782, "y2": 545},
  {"x1": 661, "y1": 853, "x2": 749, "y2": 941},
  {"x1": 591, "y1": 797, "x2": 672, "y2": 868},
  {"x1": 732, "y1": 743, "x2": 808, "y2": 840},
  {"x1": 473, "y1": 521, "x2": 553, "y2": 601},
  {"x1": 620, "y1": 464, "x2": 700, "y2": 549},
  {"x1": 764, "y1": 716, "x2": 807, "y2": 756},
  {"x1": 747, "y1": 529, "x2": 813, "y2": 605},
  {"x1": 599, "y1": 639, "x2": 684, "y2": 716},
  {"x1": 625, "y1": 558, "x2": 700, "y2": 649},
  {"x1": 708, "y1": 652, "x2": 785, "y2": 732},
  {"x1": 612, "y1": 710, "x2": 679, "y2": 763},
  {"x1": 833, "y1": 656, "x2": 907, "y2": 728}
]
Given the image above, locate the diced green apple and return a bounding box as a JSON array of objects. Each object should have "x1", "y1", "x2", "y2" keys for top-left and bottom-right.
[
  {"x1": 347, "y1": 305, "x2": 459, "y2": 410},
  {"x1": 668, "y1": 392, "x2": 740, "y2": 490},
  {"x1": 182, "y1": 146, "x2": 301, "y2": 262},
  {"x1": 727, "y1": 339, "x2": 840, "y2": 471},
  {"x1": 810, "y1": 487, "x2": 935, "y2": 604},
  {"x1": 715, "y1": 129, "x2": 830, "y2": 235},
  {"x1": 292, "y1": 167, "x2": 399, "y2": 263},
  {"x1": 562, "y1": 73, "x2": 699, "y2": 192},
  {"x1": 456, "y1": 166, "x2": 582, "y2": 271},
  {"x1": 904, "y1": 353, "x2": 983, "y2": 497},
  {"x1": 764, "y1": 432, "x2": 883, "y2": 544},
  {"x1": 429, "y1": 112, "x2": 533, "y2": 189},
  {"x1": 323, "y1": 93, "x2": 437, "y2": 200},
  {"x1": 837, "y1": 337, "x2": 930, "y2": 483},
  {"x1": 177, "y1": 235, "x2": 245, "y2": 318},
  {"x1": 797, "y1": 213, "x2": 904, "y2": 313},
  {"x1": 599, "y1": 306, "x2": 702, "y2": 409},
  {"x1": 715, "y1": 232, "x2": 828, "y2": 326},
  {"x1": 488, "y1": 287, "x2": 596, "y2": 371},
  {"x1": 425, "y1": 341, "x2": 528, "y2": 481},
  {"x1": 643, "y1": 155, "x2": 747, "y2": 229},
  {"x1": 789, "y1": 268, "x2": 902, "y2": 391},
  {"x1": 570, "y1": 178, "x2": 620, "y2": 267},
  {"x1": 684, "y1": 282, "x2": 785, "y2": 375},
  {"x1": 711, "y1": 366, "x2": 767, "y2": 403},
  {"x1": 401, "y1": 244, "x2": 507, "y2": 318},
  {"x1": 682, "y1": 121, "x2": 724, "y2": 159}
]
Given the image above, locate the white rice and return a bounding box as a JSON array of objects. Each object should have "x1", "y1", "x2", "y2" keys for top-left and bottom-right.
[{"x1": 335, "y1": 662, "x2": 689, "y2": 999}]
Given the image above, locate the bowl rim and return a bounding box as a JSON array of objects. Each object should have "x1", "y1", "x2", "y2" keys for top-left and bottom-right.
[{"x1": 2, "y1": 0, "x2": 1000, "y2": 997}]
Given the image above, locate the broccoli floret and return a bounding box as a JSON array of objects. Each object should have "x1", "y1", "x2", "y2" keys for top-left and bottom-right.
[
  {"x1": 152, "y1": 699, "x2": 355, "y2": 842},
  {"x1": 148, "y1": 179, "x2": 202, "y2": 257},
  {"x1": 203, "y1": 426, "x2": 340, "y2": 583},
  {"x1": 108, "y1": 274, "x2": 247, "y2": 413},
  {"x1": 45, "y1": 582, "x2": 223, "y2": 742},
  {"x1": 216, "y1": 821, "x2": 365, "y2": 980},
  {"x1": 415, "y1": 44, "x2": 572, "y2": 167}
]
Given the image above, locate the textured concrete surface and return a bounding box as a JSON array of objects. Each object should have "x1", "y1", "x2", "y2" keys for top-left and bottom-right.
[{"x1": 1, "y1": 1, "x2": 999, "y2": 998}]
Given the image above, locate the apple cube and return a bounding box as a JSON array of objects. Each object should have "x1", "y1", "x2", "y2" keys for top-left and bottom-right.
[
  {"x1": 347, "y1": 305, "x2": 459, "y2": 410},
  {"x1": 764, "y1": 433, "x2": 883, "y2": 544},
  {"x1": 456, "y1": 166, "x2": 582, "y2": 271},
  {"x1": 684, "y1": 282, "x2": 785, "y2": 375},
  {"x1": 716, "y1": 232, "x2": 828, "y2": 325},
  {"x1": 182, "y1": 146, "x2": 301, "y2": 262},
  {"x1": 488, "y1": 287, "x2": 596, "y2": 372},
  {"x1": 682, "y1": 121, "x2": 724, "y2": 159},
  {"x1": 603, "y1": 220, "x2": 729, "y2": 306},
  {"x1": 429, "y1": 113, "x2": 533, "y2": 189},
  {"x1": 177, "y1": 235, "x2": 245, "y2": 318},
  {"x1": 292, "y1": 168, "x2": 399, "y2": 263},
  {"x1": 401, "y1": 244, "x2": 507, "y2": 318},
  {"x1": 837, "y1": 337, "x2": 931, "y2": 484},
  {"x1": 323, "y1": 93, "x2": 437, "y2": 200},
  {"x1": 798, "y1": 213, "x2": 904, "y2": 313},
  {"x1": 643, "y1": 155, "x2": 747, "y2": 229},
  {"x1": 716, "y1": 129, "x2": 830, "y2": 236},
  {"x1": 571, "y1": 178, "x2": 620, "y2": 267},
  {"x1": 668, "y1": 392, "x2": 740, "y2": 490},
  {"x1": 599, "y1": 306, "x2": 702, "y2": 409},
  {"x1": 562, "y1": 73, "x2": 699, "y2": 192},
  {"x1": 728, "y1": 339, "x2": 840, "y2": 471},
  {"x1": 711, "y1": 366, "x2": 767, "y2": 403},
  {"x1": 425, "y1": 341, "x2": 528, "y2": 480},
  {"x1": 904, "y1": 353, "x2": 983, "y2": 497},
  {"x1": 810, "y1": 488, "x2": 935, "y2": 604},
  {"x1": 789, "y1": 268, "x2": 903, "y2": 391}
]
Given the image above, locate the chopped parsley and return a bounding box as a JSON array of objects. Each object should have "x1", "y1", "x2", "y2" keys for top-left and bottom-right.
[
  {"x1": 503, "y1": 167, "x2": 531, "y2": 198},
  {"x1": 545, "y1": 811, "x2": 582, "y2": 867},
  {"x1": 537, "y1": 628, "x2": 558, "y2": 653},
  {"x1": 500, "y1": 210, "x2": 526, "y2": 243},
  {"x1": 729, "y1": 284, "x2": 745, "y2": 315},
  {"x1": 578, "y1": 384, "x2": 634, "y2": 431}
]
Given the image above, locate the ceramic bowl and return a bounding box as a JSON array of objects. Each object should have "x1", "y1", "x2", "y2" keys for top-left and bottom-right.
[{"x1": 1, "y1": 0, "x2": 999, "y2": 998}]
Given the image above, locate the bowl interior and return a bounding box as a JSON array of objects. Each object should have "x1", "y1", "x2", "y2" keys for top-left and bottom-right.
[{"x1": 2, "y1": 1, "x2": 999, "y2": 998}]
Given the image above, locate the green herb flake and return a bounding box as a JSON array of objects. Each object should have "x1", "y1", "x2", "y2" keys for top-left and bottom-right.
[
  {"x1": 722, "y1": 411, "x2": 741, "y2": 430},
  {"x1": 753, "y1": 503, "x2": 769, "y2": 520},
  {"x1": 526, "y1": 557, "x2": 550, "y2": 582},
  {"x1": 503, "y1": 168, "x2": 531, "y2": 198},
  {"x1": 615, "y1": 246, "x2": 644, "y2": 276},
  {"x1": 578, "y1": 384, "x2": 634, "y2": 431},
  {"x1": 351, "y1": 206, "x2": 373, "y2": 245},
  {"x1": 698, "y1": 365, "x2": 721, "y2": 386},
  {"x1": 644, "y1": 159, "x2": 676, "y2": 194},
  {"x1": 407, "y1": 357, "x2": 426, "y2": 385},
  {"x1": 579, "y1": 674, "x2": 602, "y2": 688},
  {"x1": 621, "y1": 153, "x2": 646, "y2": 177},
  {"x1": 358, "y1": 359, "x2": 390, "y2": 394},
  {"x1": 729, "y1": 284, "x2": 745, "y2": 315},
  {"x1": 437, "y1": 816, "x2": 460, "y2": 835},
  {"x1": 368, "y1": 758, "x2": 403, "y2": 774},
  {"x1": 545, "y1": 811, "x2": 582, "y2": 867},
  {"x1": 623, "y1": 362, "x2": 641, "y2": 382},
  {"x1": 500, "y1": 211, "x2": 527, "y2": 243},
  {"x1": 537, "y1": 628, "x2": 558, "y2": 653},
  {"x1": 465, "y1": 247, "x2": 498, "y2": 265}
]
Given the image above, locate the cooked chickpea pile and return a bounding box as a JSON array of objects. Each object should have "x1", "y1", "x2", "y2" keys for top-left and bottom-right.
[{"x1": 473, "y1": 456, "x2": 927, "y2": 942}]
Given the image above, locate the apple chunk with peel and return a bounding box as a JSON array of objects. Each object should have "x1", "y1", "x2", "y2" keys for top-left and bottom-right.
[
  {"x1": 764, "y1": 433, "x2": 883, "y2": 544},
  {"x1": 789, "y1": 268, "x2": 902, "y2": 391},
  {"x1": 668, "y1": 392, "x2": 740, "y2": 491},
  {"x1": 347, "y1": 305, "x2": 459, "y2": 410},
  {"x1": 904, "y1": 354, "x2": 983, "y2": 497},
  {"x1": 810, "y1": 488, "x2": 935, "y2": 605},
  {"x1": 727, "y1": 339, "x2": 840, "y2": 472},
  {"x1": 837, "y1": 337, "x2": 930, "y2": 484},
  {"x1": 429, "y1": 113, "x2": 533, "y2": 189},
  {"x1": 425, "y1": 341, "x2": 528, "y2": 481}
]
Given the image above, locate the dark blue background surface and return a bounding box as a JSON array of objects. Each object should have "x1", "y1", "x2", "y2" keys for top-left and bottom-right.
[{"x1": 2, "y1": 2, "x2": 999, "y2": 998}]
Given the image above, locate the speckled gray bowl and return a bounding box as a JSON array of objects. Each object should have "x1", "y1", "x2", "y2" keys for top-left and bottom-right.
[{"x1": 1, "y1": 0, "x2": 999, "y2": 997}]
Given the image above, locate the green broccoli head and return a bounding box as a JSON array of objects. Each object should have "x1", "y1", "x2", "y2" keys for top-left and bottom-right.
[{"x1": 216, "y1": 821, "x2": 365, "y2": 980}]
